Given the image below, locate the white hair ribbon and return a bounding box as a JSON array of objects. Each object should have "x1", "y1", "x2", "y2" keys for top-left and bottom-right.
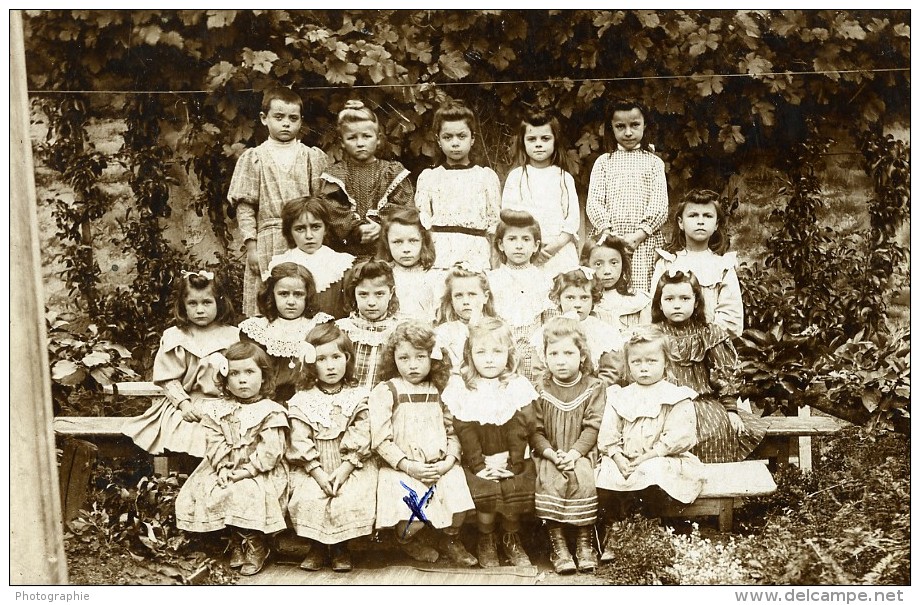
[
  {"x1": 298, "y1": 342, "x2": 317, "y2": 365},
  {"x1": 211, "y1": 352, "x2": 229, "y2": 377},
  {"x1": 181, "y1": 269, "x2": 215, "y2": 281},
  {"x1": 578, "y1": 266, "x2": 596, "y2": 280}
]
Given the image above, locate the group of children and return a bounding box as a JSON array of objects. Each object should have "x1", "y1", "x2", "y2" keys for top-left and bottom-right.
[{"x1": 120, "y1": 87, "x2": 767, "y2": 576}]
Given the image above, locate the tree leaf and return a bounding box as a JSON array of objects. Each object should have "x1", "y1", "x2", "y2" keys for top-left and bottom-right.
[
  {"x1": 593, "y1": 10, "x2": 625, "y2": 38},
  {"x1": 52, "y1": 359, "x2": 80, "y2": 381},
  {"x1": 325, "y1": 60, "x2": 358, "y2": 85},
  {"x1": 81, "y1": 350, "x2": 110, "y2": 367},
  {"x1": 439, "y1": 50, "x2": 471, "y2": 80},
  {"x1": 893, "y1": 23, "x2": 910, "y2": 37},
  {"x1": 243, "y1": 49, "x2": 279, "y2": 75},
  {"x1": 206, "y1": 61, "x2": 236, "y2": 89},
  {"x1": 741, "y1": 52, "x2": 773, "y2": 76},
  {"x1": 695, "y1": 72, "x2": 724, "y2": 97},
  {"x1": 206, "y1": 10, "x2": 237, "y2": 29},
  {"x1": 576, "y1": 80, "x2": 605, "y2": 105},
  {"x1": 836, "y1": 19, "x2": 866, "y2": 40}
]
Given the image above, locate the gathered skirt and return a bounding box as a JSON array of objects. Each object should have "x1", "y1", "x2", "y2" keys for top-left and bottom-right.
[
  {"x1": 533, "y1": 457, "x2": 598, "y2": 526},
  {"x1": 595, "y1": 453, "x2": 704, "y2": 504},
  {"x1": 693, "y1": 398, "x2": 768, "y2": 463},
  {"x1": 121, "y1": 394, "x2": 210, "y2": 457},
  {"x1": 463, "y1": 458, "x2": 535, "y2": 518},
  {"x1": 288, "y1": 438, "x2": 378, "y2": 544}
]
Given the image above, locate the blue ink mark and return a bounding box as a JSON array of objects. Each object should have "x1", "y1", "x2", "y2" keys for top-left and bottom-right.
[{"x1": 400, "y1": 481, "x2": 435, "y2": 538}]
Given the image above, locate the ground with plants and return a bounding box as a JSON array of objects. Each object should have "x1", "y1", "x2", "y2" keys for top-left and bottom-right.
[{"x1": 63, "y1": 427, "x2": 909, "y2": 585}]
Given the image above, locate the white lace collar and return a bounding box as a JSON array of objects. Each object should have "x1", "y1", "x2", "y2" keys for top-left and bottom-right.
[
  {"x1": 336, "y1": 314, "x2": 400, "y2": 346},
  {"x1": 487, "y1": 265, "x2": 553, "y2": 327},
  {"x1": 266, "y1": 246, "x2": 354, "y2": 293},
  {"x1": 442, "y1": 375, "x2": 538, "y2": 425},
  {"x1": 609, "y1": 380, "x2": 698, "y2": 422},
  {"x1": 656, "y1": 249, "x2": 738, "y2": 287},
  {"x1": 288, "y1": 386, "x2": 370, "y2": 429},
  {"x1": 598, "y1": 290, "x2": 651, "y2": 317},
  {"x1": 160, "y1": 325, "x2": 240, "y2": 358},
  {"x1": 200, "y1": 398, "x2": 287, "y2": 434},
  {"x1": 239, "y1": 314, "x2": 334, "y2": 357}
]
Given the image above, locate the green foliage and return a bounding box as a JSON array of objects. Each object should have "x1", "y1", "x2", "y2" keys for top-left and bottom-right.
[
  {"x1": 596, "y1": 516, "x2": 678, "y2": 585},
  {"x1": 734, "y1": 429, "x2": 910, "y2": 584},
  {"x1": 47, "y1": 310, "x2": 139, "y2": 413},
  {"x1": 67, "y1": 463, "x2": 237, "y2": 585}
]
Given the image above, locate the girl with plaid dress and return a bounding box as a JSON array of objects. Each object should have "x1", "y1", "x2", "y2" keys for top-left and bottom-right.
[
  {"x1": 586, "y1": 99, "x2": 668, "y2": 294},
  {"x1": 487, "y1": 209, "x2": 555, "y2": 385},
  {"x1": 335, "y1": 259, "x2": 402, "y2": 390},
  {"x1": 228, "y1": 87, "x2": 328, "y2": 317}
]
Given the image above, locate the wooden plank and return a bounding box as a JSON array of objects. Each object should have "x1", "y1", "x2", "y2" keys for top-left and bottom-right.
[
  {"x1": 798, "y1": 406, "x2": 813, "y2": 471},
  {"x1": 698, "y1": 461, "x2": 777, "y2": 498},
  {"x1": 58, "y1": 439, "x2": 98, "y2": 523},
  {"x1": 763, "y1": 415, "x2": 843, "y2": 436},
  {"x1": 54, "y1": 416, "x2": 130, "y2": 436},
  {"x1": 9, "y1": 10, "x2": 68, "y2": 584},
  {"x1": 103, "y1": 382, "x2": 163, "y2": 397}
]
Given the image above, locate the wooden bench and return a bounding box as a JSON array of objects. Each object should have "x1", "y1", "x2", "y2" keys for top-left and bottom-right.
[
  {"x1": 54, "y1": 382, "x2": 165, "y2": 521},
  {"x1": 654, "y1": 460, "x2": 777, "y2": 531},
  {"x1": 758, "y1": 413, "x2": 845, "y2": 471}
]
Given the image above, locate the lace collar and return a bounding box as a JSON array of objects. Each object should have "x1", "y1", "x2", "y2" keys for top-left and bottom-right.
[
  {"x1": 201, "y1": 398, "x2": 287, "y2": 434},
  {"x1": 336, "y1": 314, "x2": 400, "y2": 346},
  {"x1": 267, "y1": 247, "x2": 354, "y2": 293},
  {"x1": 160, "y1": 325, "x2": 240, "y2": 358},
  {"x1": 655, "y1": 249, "x2": 738, "y2": 287},
  {"x1": 288, "y1": 386, "x2": 370, "y2": 429},
  {"x1": 609, "y1": 380, "x2": 698, "y2": 422},
  {"x1": 239, "y1": 314, "x2": 334, "y2": 358},
  {"x1": 599, "y1": 290, "x2": 651, "y2": 317},
  {"x1": 442, "y1": 375, "x2": 538, "y2": 425}
]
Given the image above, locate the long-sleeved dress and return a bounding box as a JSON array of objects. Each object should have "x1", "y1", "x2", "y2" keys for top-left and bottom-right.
[
  {"x1": 121, "y1": 325, "x2": 240, "y2": 457},
  {"x1": 487, "y1": 264, "x2": 555, "y2": 383},
  {"x1": 335, "y1": 313, "x2": 402, "y2": 390},
  {"x1": 267, "y1": 246, "x2": 354, "y2": 320},
  {"x1": 443, "y1": 375, "x2": 539, "y2": 518},
  {"x1": 501, "y1": 165, "x2": 581, "y2": 279},
  {"x1": 434, "y1": 320, "x2": 471, "y2": 374},
  {"x1": 320, "y1": 158, "x2": 414, "y2": 258},
  {"x1": 391, "y1": 264, "x2": 442, "y2": 325},
  {"x1": 369, "y1": 378, "x2": 475, "y2": 530},
  {"x1": 530, "y1": 373, "x2": 606, "y2": 526},
  {"x1": 530, "y1": 314, "x2": 625, "y2": 387},
  {"x1": 415, "y1": 164, "x2": 501, "y2": 271},
  {"x1": 239, "y1": 314, "x2": 334, "y2": 403},
  {"x1": 650, "y1": 249, "x2": 744, "y2": 337},
  {"x1": 286, "y1": 386, "x2": 377, "y2": 544},
  {"x1": 585, "y1": 147, "x2": 669, "y2": 294},
  {"x1": 228, "y1": 139, "x2": 328, "y2": 317},
  {"x1": 175, "y1": 398, "x2": 289, "y2": 533},
  {"x1": 595, "y1": 381, "x2": 704, "y2": 504},
  {"x1": 659, "y1": 322, "x2": 768, "y2": 462}
]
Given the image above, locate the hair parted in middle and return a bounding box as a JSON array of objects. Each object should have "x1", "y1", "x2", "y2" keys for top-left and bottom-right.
[
  {"x1": 460, "y1": 316, "x2": 519, "y2": 389},
  {"x1": 650, "y1": 269, "x2": 708, "y2": 327},
  {"x1": 580, "y1": 233, "x2": 634, "y2": 295},
  {"x1": 344, "y1": 258, "x2": 399, "y2": 317},
  {"x1": 215, "y1": 341, "x2": 277, "y2": 400},
  {"x1": 510, "y1": 109, "x2": 573, "y2": 173},
  {"x1": 257, "y1": 262, "x2": 317, "y2": 320},
  {"x1": 666, "y1": 189, "x2": 730, "y2": 255},
  {"x1": 379, "y1": 320, "x2": 453, "y2": 392},
  {"x1": 540, "y1": 315, "x2": 595, "y2": 377},
  {"x1": 436, "y1": 263, "x2": 498, "y2": 324},
  {"x1": 377, "y1": 206, "x2": 437, "y2": 270},
  {"x1": 280, "y1": 196, "x2": 331, "y2": 249},
  {"x1": 493, "y1": 208, "x2": 542, "y2": 264},
  {"x1": 296, "y1": 322, "x2": 357, "y2": 391},
  {"x1": 606, "y1": 97, "x2": 654, "y2": 153}
]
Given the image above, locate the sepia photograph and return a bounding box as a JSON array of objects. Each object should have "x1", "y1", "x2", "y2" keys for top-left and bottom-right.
[{"x1": 9, "y1": 7, "x2": 911, "y2": 591}]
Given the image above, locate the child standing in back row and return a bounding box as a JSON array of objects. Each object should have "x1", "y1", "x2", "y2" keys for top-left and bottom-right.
[
  {"x1": 501, "y1": 110, "x2": 581, "y2": 279},
  {"x1": 416, "y1": 100, "x2": 501, "y2": 272},
  {"x1": 586, "y1": 99, "x2": 668, "y2": 294},
  {"x1": 229, "y1": 87, "x2": 329, "y2": 317},
  {"x1": 320, "y1": 100, "x2": 414, "y2": 259}
]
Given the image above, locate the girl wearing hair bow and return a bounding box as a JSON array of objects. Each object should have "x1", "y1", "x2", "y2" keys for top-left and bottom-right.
[
  {"x1": 529, "y1": 267, "x2": 625, "y2": 387},
  {"x1": 123, "y1": 269, "x2": 240, "y2": 458}
]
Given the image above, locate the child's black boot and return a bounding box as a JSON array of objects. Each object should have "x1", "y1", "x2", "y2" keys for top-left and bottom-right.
[
  {"x1": 239, "y1": 530, "x2": 269, "y2": 576},
  {"x1": 548, "y1": 525, "x2": 576, "y2": 575},
  {"x1": 574, "y1": 525, "x2": 598, "y2": 572}
]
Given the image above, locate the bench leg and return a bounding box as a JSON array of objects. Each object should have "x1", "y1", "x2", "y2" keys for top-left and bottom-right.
[
  {"x1": 58, "y1": 438, "x2": 98, "y2": 523},
  {"x1": 717, "y1": 498, "x2": 733, "y2": 532},
  {"x1": 798, "y1": 406, "x2": 813, "y2": 471}
]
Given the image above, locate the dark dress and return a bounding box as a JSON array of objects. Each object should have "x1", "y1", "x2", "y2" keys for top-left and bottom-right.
[
  {"x1": 659, "y1": 322, "x2": 768, "y2": 463},
  {"x1": 444, "y1": 375, "x2": 539, "y2": 518}
]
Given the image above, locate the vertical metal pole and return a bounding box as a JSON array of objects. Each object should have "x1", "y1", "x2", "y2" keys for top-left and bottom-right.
[{"x1": 9, "y1": 9, "x2": 69, "y2": 584}]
